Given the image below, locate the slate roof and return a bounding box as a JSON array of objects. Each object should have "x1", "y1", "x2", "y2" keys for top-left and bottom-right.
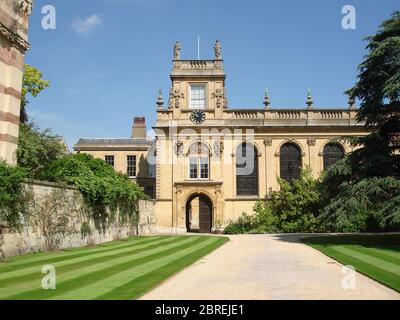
[
  {"x1": 73, "y1": 138, "x2": 155, "y2": 151},
  {"x1": 75, "y1": 138, "x2": 153, "y2": 146}
]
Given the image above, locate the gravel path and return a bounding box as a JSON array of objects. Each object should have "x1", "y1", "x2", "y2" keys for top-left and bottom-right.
[{"x1": 140, "y1": 234, "x2": 400, "y2": 300}]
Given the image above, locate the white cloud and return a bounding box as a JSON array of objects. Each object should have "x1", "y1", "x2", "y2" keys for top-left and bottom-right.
[{"x1": 71, "y1": 14, "x2": 102, "y2": 35}]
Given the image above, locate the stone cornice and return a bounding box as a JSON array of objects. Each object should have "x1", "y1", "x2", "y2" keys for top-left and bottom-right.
[
  {"x1": 0, "y1": 22, "x2": 30, "y2": 52},
  {"x1": 174, "y1": 180, "x2": 223, "y2": 187}
]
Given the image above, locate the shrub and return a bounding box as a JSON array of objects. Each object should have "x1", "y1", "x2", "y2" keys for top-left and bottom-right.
[
  {"x1": 223, "y1": 213, "x2": 256, "y2": 234},
  {"x1": 0, "y1": 161, "x2": 28, "y2": 229},
  {"x1": 270, "y1": 168, "x2": 322, "y2": 233},
  {"x1": 223, "y1": 169, "x2": 322, "y2": 234},
  {"x1": 223, "y1": 201, "x2": 278, "y2": 234},
  {"x1": 251, "y1": 201, "x2": 278, "y2": 233}
]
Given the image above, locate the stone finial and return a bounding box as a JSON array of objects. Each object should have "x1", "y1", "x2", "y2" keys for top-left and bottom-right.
[
  {"x1": 348, "y1": 95, "x2": 356, "y2": 110},
  {"x1": 173, "y1": 41, "x2": 181, "y2": 60},
  {"x1": 306, "y1": 88, "x2": 313, "y2": 109},
  {"x1": 156, "y1": 89, "x2": 164, "y2": 109},
  {"x1": 214, "y1": 40, "x2": 222, "y2": 59},
  {"x1": 263, "y1": 88, "x2": 270, "y2": 109}
]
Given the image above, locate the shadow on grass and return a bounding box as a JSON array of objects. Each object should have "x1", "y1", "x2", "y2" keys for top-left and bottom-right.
[
  {"x1": 299, "y1": 234, "x2": 400, "y2": 253},
  {"x1": 269, "y1": 233, "x2": 400, "y2": 253}
]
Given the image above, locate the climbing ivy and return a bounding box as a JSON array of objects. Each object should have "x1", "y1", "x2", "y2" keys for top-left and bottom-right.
[
  {"x1": 43, "y1": 153, "x2": 146, "y2": 230},
  {"x1": 0, "y1": 161, "x2": 28, "y2": 229}
]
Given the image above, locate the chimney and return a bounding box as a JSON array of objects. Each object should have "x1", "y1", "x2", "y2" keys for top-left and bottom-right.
[{"x1": 132, "y1": 117, "x2": 146, "y2": 139}]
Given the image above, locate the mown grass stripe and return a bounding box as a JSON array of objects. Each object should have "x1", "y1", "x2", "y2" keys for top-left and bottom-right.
[
  {"x1": 329, "y1": 245, "x2": 400, "y2": 276},
  {"x1": 0, "y1": 236, "x2": 189, "y2": 299},
  {"x1": 0, "y1": 236, "x2": 152, "y2": 266},
  {"x1": 98, "y1": 237, "x2": 228, "y2": 300},
  {"x1": 309, "y1": 243, "x2": 400, "y2": 292},
  {"x1": 55, "y1": 237, "x2": 226, "y2": 300},
  {"x1": 0, "y1": 236, "x2": 177, "y2": 281},
  {"x1": 5, "y1": 236, "x2": 206, "y2": 300},
  {"x1": 346, "y1": 245, "x2": 400, "y2": 263},
  {"x1": 0, "y1": 236, "x2": 165, "y2": 274},
  {"x1": 0, "y1": 236, "x2": 185, "y2": 288}
]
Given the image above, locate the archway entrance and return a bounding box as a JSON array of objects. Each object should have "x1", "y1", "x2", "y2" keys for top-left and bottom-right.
[{"x1": 186, "y1": 194, "x2": 212, "y2": 233}]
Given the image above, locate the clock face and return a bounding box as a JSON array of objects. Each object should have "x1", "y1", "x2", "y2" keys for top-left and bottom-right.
[{"x1": 190, "y1": 110, "x2": 206, "y2": 125}]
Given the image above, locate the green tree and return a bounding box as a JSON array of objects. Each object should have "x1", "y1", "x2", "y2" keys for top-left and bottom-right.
[
  {"x1": 347, "y1": 11, "x2": 400, "y2": 151},
  {"x1": 20, "y1": 64, "x2": 50, "y2": 124},
  {"x1": 320, "y1": 11, "x2": 400, "y2": 231},
  {"x1": 17, "y1": 123, "x2": 67, "y2": 178},
  {"x1": 270, "y1": 168, "x2": 321, "y2": 233}
]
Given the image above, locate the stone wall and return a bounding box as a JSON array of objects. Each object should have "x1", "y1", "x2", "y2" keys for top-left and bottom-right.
[
  {"x1": 0, "y1": 180, "x2": 157, "y2": 258},
  {"x1": 137, "y1": 199, "x2": 157, "y2": 235}
]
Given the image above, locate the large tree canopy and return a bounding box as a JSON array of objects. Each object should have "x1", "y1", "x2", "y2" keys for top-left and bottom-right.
[
  {"x1": 347, "y1": 10, "x2": 400, "y2": 151},
  {"x1": 320, "y1": 11, "x2": 400, "y2": 232}
]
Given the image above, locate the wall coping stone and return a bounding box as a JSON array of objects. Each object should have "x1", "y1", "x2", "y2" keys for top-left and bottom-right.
[{"x1": 23, "y1": 178, "x2": 78, "y2": 190}]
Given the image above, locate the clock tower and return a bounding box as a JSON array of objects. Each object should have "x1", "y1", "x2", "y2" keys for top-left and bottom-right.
[
  {"x1": 157, "y1": 40, "x2": 227, "y2": 124},
  {"x1": 154, "y1": 41, "x2": 228, "y2": 233}
]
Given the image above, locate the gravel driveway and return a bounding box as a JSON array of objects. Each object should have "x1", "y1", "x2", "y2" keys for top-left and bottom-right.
[{"x1": 140, "y1": 234, "x2": 400, "y2": 300}]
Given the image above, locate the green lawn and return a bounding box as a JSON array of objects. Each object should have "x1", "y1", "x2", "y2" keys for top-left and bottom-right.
[
  {"x1": 0, "y1": 235, "x2": 228, "y2": 300},
  {"x1": 301, "y1": 234, "x2": 400, "y2": 292}
]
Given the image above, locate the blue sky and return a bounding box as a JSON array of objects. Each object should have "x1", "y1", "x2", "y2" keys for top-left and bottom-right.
[{"x1": 25, "y1": 0, "x2": 399, "y2": 148}]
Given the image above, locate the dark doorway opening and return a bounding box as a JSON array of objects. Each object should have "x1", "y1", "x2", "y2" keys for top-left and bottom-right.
[{"x1": 186, "y1": 194, "x2": 212, "y2": 233}]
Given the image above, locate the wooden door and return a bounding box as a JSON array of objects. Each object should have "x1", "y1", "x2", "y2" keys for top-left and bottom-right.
[{"x1": 199, "y1": 195, "x2": 212, "y2": 233}]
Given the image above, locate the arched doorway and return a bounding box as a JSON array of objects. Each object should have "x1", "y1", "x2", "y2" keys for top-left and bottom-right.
[{"x1": 186, "y1": 194, "x2": 213, "y2": 233}]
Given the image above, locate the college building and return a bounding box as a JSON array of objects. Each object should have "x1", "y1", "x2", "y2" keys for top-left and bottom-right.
[{"x1": 74, "y1": 41, "x2": 368, "y2": 233}]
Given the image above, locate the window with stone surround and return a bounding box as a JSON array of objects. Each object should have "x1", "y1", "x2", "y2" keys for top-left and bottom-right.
[
  {"x1": 105, "y1": 155, "x2": 114, "y2": 168},
  {"x1": 280, "y1": 143, "x2": 302, "y2": 182},
  {"x1": 190, "y1": 84, "x2": 206, "y2": 109},
  {"x1": 188, "y1": 142, "x2": 209, "y2": 179},
  {"x1": 127, "y1": 155, "x2": 137, "y2": 177},
  {"x1": 323, "y1": 143, "x2": 344, "y2": 170},
  {"x1": 236, "y1": 142, "x2": 259, "y2": 196}
]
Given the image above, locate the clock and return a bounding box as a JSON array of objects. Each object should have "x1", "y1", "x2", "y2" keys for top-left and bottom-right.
[{"x1": 190, "y1": 110, "x2": 206, "y2": 124}]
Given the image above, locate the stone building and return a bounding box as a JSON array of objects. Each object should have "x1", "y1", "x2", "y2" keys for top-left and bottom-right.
[
  {"x1": 74, "y1": 117, "x2": 156, "y2": 199},
  {"x1": 0, "y1": 0, "x2": 33, "y2": 164},
  {"x1": 76, "y1": 41, "x2": 368, "y2": 233}
]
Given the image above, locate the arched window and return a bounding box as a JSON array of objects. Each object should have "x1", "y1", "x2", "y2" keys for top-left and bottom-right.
[
  {"x1": 188, "y1": 142, "x2": 209, "y2": 179},
  {"x1": 323, "y1": 143, "x2": 344, "y2": 170},
  {"x1": 236, "y1": 142, "x2": 259, "y2": 195},
  {"x1": 280, "y1": 143, "x2": 301, "y2": 182}
]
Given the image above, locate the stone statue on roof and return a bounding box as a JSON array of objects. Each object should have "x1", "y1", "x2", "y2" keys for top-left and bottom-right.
[
  {"x1": 173, "y1": 41, "x2": 181, "y2": 60},
  {"x1": 214, "y1": 40, "x2": 222, "y2": 59}
]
